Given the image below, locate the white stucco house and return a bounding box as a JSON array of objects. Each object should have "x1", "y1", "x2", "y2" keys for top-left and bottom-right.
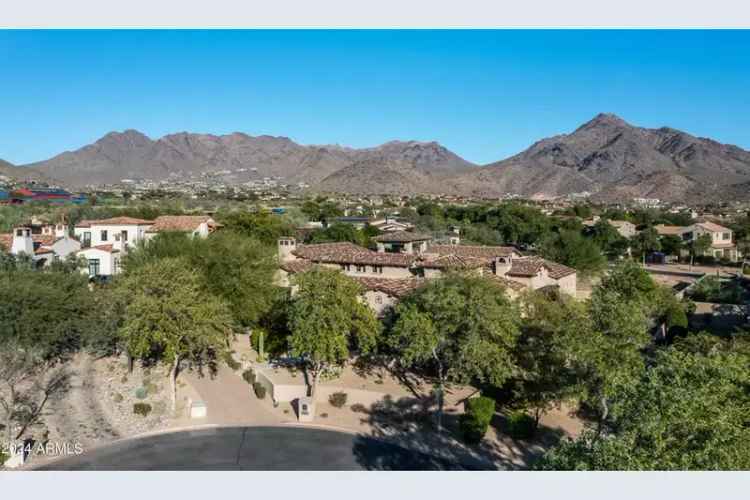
[
  {"x1": 0, "y1": 224, "x2": 81, "y2": 266},
  {"x1": 77, "y1": 245, "x2": 121, "y2": 278},
  {"x1": 73, "y1": 215, "x2": 219, "y2": 279}
]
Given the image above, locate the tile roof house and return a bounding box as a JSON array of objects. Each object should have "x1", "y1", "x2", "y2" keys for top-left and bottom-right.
[
  {"x1": 653, "y1": 221, "x2": 740, "y2": 261},
  {"x1": 0, "y1": 223, "x2": 81, "y2": 267},
  {"x1": 72, "y1": 214, "x2": 219, "y2": 278},
  {"x1": 145, "y1": 215, "x2": 220, "y2": 238},
  {"x1": 276, "y1": 231, "x2": 577, "y2": 315}
]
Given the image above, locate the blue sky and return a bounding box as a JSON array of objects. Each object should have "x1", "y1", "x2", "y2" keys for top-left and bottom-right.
[{"x1": 1, "y1": 30, "x2": 748, "y2": 165}]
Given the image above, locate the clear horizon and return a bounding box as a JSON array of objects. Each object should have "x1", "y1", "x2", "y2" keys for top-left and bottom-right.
[{"x1": 1, "y1": 30, "x2": 749, "y2": 165}]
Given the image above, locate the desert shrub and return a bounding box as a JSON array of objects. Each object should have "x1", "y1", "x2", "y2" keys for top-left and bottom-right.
[
  {"x1": 329, "y1": 392, "x2": 348, "y2": 408},
  {"x1": 151, "y1": 401, "x2": 167, "y2": 416},
  {"x1": 134, "y1": 387, "x2": 148, "y2": 400},
  {"x1": 133, "y1": 403, "x2": 152, "y2": 417},
  {"x1": 144, "y1": 382, "x2": 159, "y2": 395},
  {"x1": 223, "y1": 351, "x2": 241, "y2": 371},
  {"x1": 242, "y1": 369, "x2": 256, "y2": 385},
  {"x1": 459, "y1": 396, "x2": 495, "y2": 444},
  {"x1": 112, "y1": 392, "x2": 123, "y2": 403},
  {"x1": 120, "y1": 375, "x2": 128, "y2": 384},
  {"x1": 506, "y1": 411, "x2": 536, "y2": 440},
  {"x1": 350, "y1": 403, "x2": 367, "y2": 413},
  {"x1": 253, "y1": 382, "x2": 266, "y2": 399}
]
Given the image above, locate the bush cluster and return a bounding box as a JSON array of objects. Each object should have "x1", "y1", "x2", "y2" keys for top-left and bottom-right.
[
  {"x1": 223, "y1": 351, "x2": 241, "y2": 371},
  {"x1": 242, "y1": 369, "x2": 256, "y2": 385},
  {"x1": 459, "y1": 396, "x2": 495, "y2": 444},
  {"x1": 253, "y1": 382, "x2": 266, "y2": 399},
  {"x1": 133, "y1": 403, "x2": 152, "y2": 417},
  {"x1": 134, "y1": 387, "x2": 148, "y2": 400},
  {"x1": 506, "y1": 411, "x2": 536, "y2": 440},
  {"x1": 328, "y1": 391, "x2": 348, "y2": 408}
]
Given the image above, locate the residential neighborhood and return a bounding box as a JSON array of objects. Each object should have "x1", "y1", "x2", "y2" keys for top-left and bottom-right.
[{"x1": 1, "y1": 189, "x2": 749, "y2": 472}]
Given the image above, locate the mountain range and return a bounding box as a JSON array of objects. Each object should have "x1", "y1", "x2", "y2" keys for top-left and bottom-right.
[{"x1": 4, "y1": 113, "x2": 750, "y2": 203}]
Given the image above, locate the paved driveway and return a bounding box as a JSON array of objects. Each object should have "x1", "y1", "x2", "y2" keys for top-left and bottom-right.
[{"x1": 38, "y1": 426, "x2": 472, "y2": 470}]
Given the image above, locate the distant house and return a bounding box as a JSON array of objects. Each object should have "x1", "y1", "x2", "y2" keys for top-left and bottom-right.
[
  {"x1": 74, "y1": 217, "x2": 154, "y2": 253},
  {"x1": 144, "y1": 215, "x2": 219, "y2": 240},
  {"x1": 583, "y1": 217, "x2": 636, "y2": 238},
  {"x1": 276, "y1": 231, "x2": 577, "y2": 316},
  {"x1": 0, "y1": 223, "x2": 81, "y2": 266},
  {"x1": 72, "y1": 215, "x2": 219, "y2": 278},
  {"x1": 369, "y1": 216, "x2": 414, "y2": 233},
  {"x1": 654, "y1": 222, "x2": 739, "y2": 261},
  {"x1": 6, "y1": 187, "x2": 82, "y2": 205},
  {"x1": 609, "y1": 220, "x2": 637, "y2": 238}
]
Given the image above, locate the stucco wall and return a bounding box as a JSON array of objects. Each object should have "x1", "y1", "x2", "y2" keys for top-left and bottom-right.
[
  {"x1": 50, "y1": 237, "x2": 81, "y2": 259},
  {"x1": 362, "y1": 290, "x2": 398, "y2": 316},
  {"x1": 556, "y1": 273, "x2": 577, "y2": 296},
  {"x1": 77, "y1": 247, "x2": 119, "y2": 276}
]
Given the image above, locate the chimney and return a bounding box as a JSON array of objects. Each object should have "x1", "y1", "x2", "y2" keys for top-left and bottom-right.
[
  {"x1": 11, "y1": 227, "x2": 34, "y2": 256},
  {"x1": 278, "y1": 237, "x2": 297, "y2": 262},
  {"x1": 493, "y1": 255, "x2": 512, "y2": 277}
]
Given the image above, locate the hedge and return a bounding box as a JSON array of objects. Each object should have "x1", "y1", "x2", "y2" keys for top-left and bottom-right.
[
  {"x1": 329, "y1": 392, "x2": 348, "y2": 408},
  {"x1": 506, "y1": 411, "x2": 536, "y2": 440},
  {"x1": 133, "y1": 403, "x2": 152, "y2": 417},
  {"x1": 253, "y1": 382, "x2": 267, "y2": 399},
  {"x1": 459, "y1": 396, "x2": 495, "y2": 444}
]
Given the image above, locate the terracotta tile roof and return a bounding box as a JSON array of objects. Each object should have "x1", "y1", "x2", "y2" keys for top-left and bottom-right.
[
  {"x1": 353, "y1": 277, "x2": 424, "y2": 298},
  {"x1": 293, "y1": 242, "x2": 369, "y2": 260},
  {"x1": 33, "y1": 234, "x2": 56, "y2": 246},
  {"x1": 75, "y1": 217, "x2": 154, "y2": 227},
  {"x1": 426, "y1": 244, "x2": 518, "y2": 261},
  {"x1": 506, "y1": 257, "x2": 545, "y2": 277},
  {"x1": 486, "y1": 274, "x2": 527, "y2": 292},
  {"x1": 293, "y1": 242, "x2": 417, "y2": 267},
  {"x1": 695, "y1": 221, "x2": 731, "y2": 233},
  {"x1": 419, "y1": 254, "x2": 486, "y2": 269},
  {"x1": 507, "y1": 257, "x2": 576, "y2": 279},
  {"x1": 0, "y1": 233, "x2": 56, "y2": 251},
  {"x1": 146, "y1": 215, "x2": 214, "y2": 233},
  {"x1": 654, "y1": 224, "x2": 685, "y2": 236},
  {"x1": 372, "y1": 231, "x2": 433, "y2": 243},
  {"x1": 542, "y1": 259, "x2": 577, "y2": 279},
  {"x1": 35, "y1": 246, "x2": 54, "y2": 255},
  {"x1": 280, "y1": 259, "x2": 314, "y2": 274}
]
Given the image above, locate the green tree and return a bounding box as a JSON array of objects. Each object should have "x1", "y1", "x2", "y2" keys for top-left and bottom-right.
[
  {"x1": 0, "y1": 267, "x2": 100, "y2": 359},
  {"x1": 632, "y1": 227, "x2": 661, "y2": 265},
  {"x1": 688, "y1": 233, "x2": 712, "y2": 268},
  {"x1": 536, "y1": 340, "x2": 750, "y2": 470},
  {"x1": 540, "y1": 230, "x2": 606, "y2": 276},
  {"x1": 388, "y1": 274, "x2": 520, "y2": 429},
  {"x1": 513, "y1": 292, "x2": 581, "y2": 430},
  {"x1": 216, "y1": 210, "x2": 294, "y2": 245},
  {"x1": 588, "y1": 220, "x2": 629, "y2": 259},
  {"x1": 124, "y1": 231, "x2": 279, "y2": 329},
  {"x1": 659, "y1": 234, "x2": 684, "y2": 258},
  {"x1": 118, "y1": 258, "x2": 234, "y2": 411},
  {"x1": 287, "y1": 268, "x2": 380, "y2": 397}
]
